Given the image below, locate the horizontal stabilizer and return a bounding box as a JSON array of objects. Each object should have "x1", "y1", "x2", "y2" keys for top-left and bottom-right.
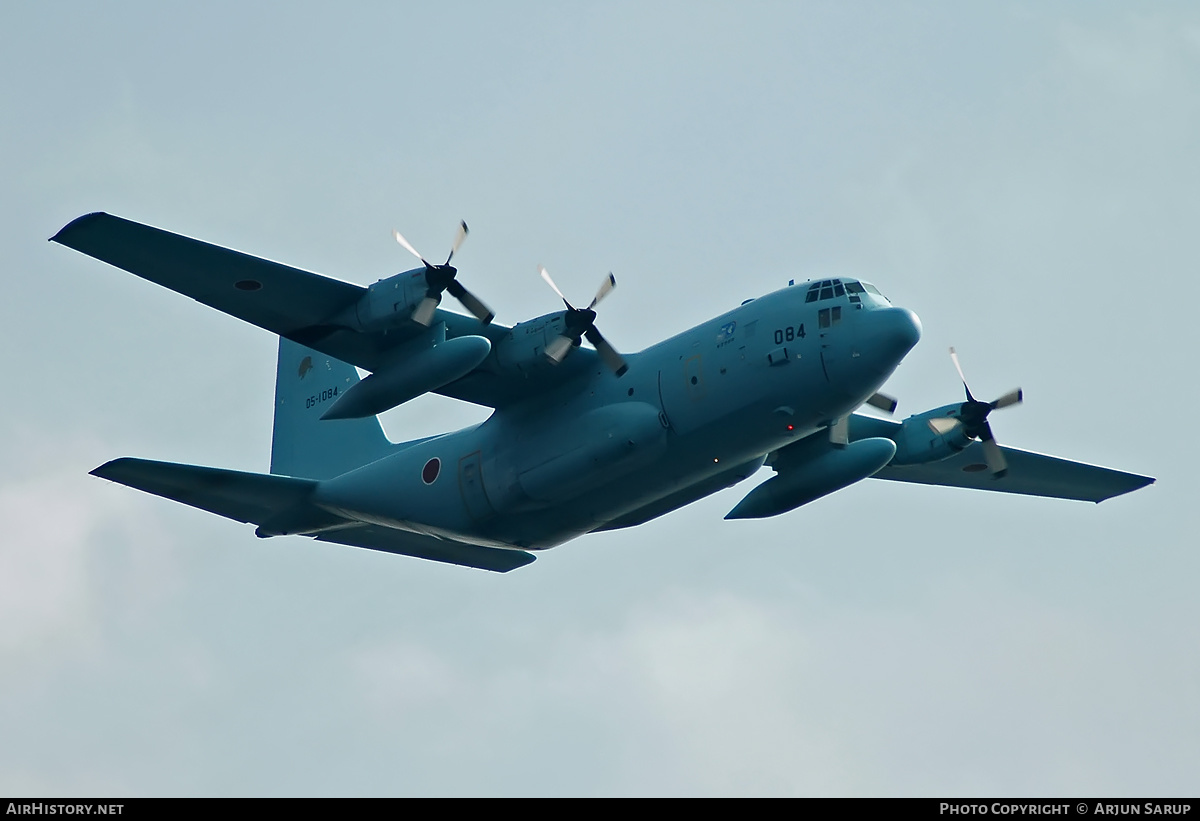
[
  {"x1": 315, "y1": 525, "x2": 536, "y2": 573},
  {"x1": 92, "y1": 458, "x2": 319, "y2": 524},
  {"x1": 91, "y1": 458, "x2": 535, "y2": 572}
]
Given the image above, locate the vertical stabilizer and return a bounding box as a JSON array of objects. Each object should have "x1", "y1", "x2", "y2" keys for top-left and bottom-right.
[{"x1": 270, "y1": 338, "x2": 394, "y2": 479}]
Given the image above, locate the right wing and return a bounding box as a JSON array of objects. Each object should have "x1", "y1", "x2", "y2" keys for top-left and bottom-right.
[
  {"x1": 871, "y1": 443, "x2": 1154, "y2": 503},
  {"x1": 849, "y1": 414, "x2": 1153, "y2": 503}
]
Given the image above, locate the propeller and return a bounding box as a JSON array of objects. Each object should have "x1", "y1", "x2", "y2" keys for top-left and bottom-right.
[
  {"x1": 832, "y1": 392, "x2": 896, "y2": 447},
  {"x1": 930, "y1": 347, "x2": 1024, "y2": 477},
  {"x1": 538, "y1": 266, "x2": 628, "y2": 376},
  {"x1": 393, "y1": 220, "x2": 494, "y2": 326}
]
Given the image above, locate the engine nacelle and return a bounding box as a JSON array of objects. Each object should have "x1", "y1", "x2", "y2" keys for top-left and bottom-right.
[
  {"x1": 725, "y1": 436, "x2": 897, "y2": 519},
  {"x1": 336, "y1": 268, "x2": 430, "y2": 332},
  {"x1": 889, "y1": 403, "x2": 972, "y2": 465},
  {"x1": 321, "y1": 332, "x2": 492, "y2": 419},
  {"x1": 493, "y1": 312, "x2": 570, "y2": 373}
]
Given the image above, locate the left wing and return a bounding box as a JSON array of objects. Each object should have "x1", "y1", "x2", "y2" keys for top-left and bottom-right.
[
  {"x1": 52, "y1": 212, "x2": 367, "y2": 343},
  {"x1": 52, "y1": 212, "x2": 600, "y2": 408},
  {"x1": 849, "y1": 414, "x2": 1153, "y2": 503}
]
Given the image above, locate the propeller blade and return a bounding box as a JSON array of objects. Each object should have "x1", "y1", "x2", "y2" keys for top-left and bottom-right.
[
  {"x1": 865, "y1": 392, "x2": 898, "y2": 414},
  {"x1": 446, "y1": 280, "x2": 494, "y2": 325},
  {"x1": 411, "y1": 295, "x2": 440, "y2": 326},
  {"x1": 539, "y1": 265, "x2": 574, "y2": 309},
  {"x1": 585, "y1": 326, "x2": 628, "y2": 377},
  {"x1": 981, "y1": 437, "x2": 1008, "y2": 477},
  {"x1": 445, "y1": 220, "x2": 469, "y2": 265},
  {"x1": 928, "y1": 417, "x2": 962, "y2": 435},
  {"x1": 545, "y1": 334, "x2": 575, "y2": 364},
  {"x1": 990, "y1": 388, "x2": 1024, "y2": 410},
  {"x1": 588, "y1": 273, "x2": 616, "y2": 310},
  {"x1": 393, "y1": 229, "x2": 427, "y2": 265},
  {"x1": 949, "y1": 346, "x2": 976, "y2": 402}
]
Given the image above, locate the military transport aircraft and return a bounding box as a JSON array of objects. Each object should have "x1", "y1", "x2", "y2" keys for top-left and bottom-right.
[{"x1": 52, "y1": 213, "x2": 1154, "y2": 572}]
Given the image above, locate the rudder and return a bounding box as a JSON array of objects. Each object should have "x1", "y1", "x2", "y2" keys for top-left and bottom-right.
[{"x1": 270, "y1": 338, "x2": 394, "y2": 478}]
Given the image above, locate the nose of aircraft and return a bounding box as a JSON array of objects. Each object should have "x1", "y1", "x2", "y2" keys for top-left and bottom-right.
[
  {"x1": 823, "y1": 306, "x2": 921, "y2": 400},
  {"x1": 840, "y1": 304, "x2": 921, "y2": 388},
  {"x1": 874, "y1": 306, "x2": 922, "y2": 357}
]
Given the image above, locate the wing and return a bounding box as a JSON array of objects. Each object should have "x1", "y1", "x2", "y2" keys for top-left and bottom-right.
[
  {"x1": 52, "y1": 212, "x2": 367, "y2": 341},
  {"x1": 849, "y1": 414, "x2": 1153, "y2": 503},
  {"x1": 52, "y1": 212, "x2": 599, "y2": 407},
  {"x1": 873, "y1": 443, "x2": 1153, "y2": 502}
]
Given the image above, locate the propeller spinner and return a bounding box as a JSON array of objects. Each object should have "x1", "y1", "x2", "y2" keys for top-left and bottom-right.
[
  {"x1": 393, "y1": 221, "x2": 494, "y2": 326},
  {"x1": 538, "y1": 266, "x2": 628, "y2": 377},
  {"x1": 928, "y1": 347, "x2": 1024, "y2": 477}
]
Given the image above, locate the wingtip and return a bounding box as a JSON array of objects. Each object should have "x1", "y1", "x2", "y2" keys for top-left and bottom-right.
[
  {"x1": 90, "y1": 456, "x2": 137, "y2": 481},
  {"x1": 90, "y1": 460, "x2": 117, "y2": 479},
  {"x1": 1095, "y1": 472, "x2": 1156, "y2": 502},
  {"x1": 50, "y1": 212, "x2": 110, "y2": 245},
  {"x1": 500, "y1": 551, "x2": 538, "y2": 572}
]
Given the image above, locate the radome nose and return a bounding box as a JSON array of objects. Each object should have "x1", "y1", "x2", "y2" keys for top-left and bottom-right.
[{"x1": 877, "y1": 307, "x2": 921, "y2": 355}]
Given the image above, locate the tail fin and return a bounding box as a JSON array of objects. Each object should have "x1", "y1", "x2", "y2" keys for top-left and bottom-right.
[{"x1": 270, "y1": 338, "x2": 394, "y2": 479}]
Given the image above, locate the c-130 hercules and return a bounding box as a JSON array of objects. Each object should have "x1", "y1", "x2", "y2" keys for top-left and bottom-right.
[{"x1": 52, "y1": 213, "x2": 1153, "y2": 572}]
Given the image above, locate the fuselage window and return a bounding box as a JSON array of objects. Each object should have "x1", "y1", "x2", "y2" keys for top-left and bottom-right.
[{"x1": 818, "y1": 306, "x2": 843, "y2": 329}]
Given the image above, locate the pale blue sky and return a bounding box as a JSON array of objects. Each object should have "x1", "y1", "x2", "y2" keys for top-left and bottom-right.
[{"x1": 1, "y1": 2, "x2": 1196, "y2": 796}]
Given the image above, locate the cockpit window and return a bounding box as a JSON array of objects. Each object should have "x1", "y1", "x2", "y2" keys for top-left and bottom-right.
[{"x1": 804, "y1": 277, "x2": 885, "y2": 305}]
